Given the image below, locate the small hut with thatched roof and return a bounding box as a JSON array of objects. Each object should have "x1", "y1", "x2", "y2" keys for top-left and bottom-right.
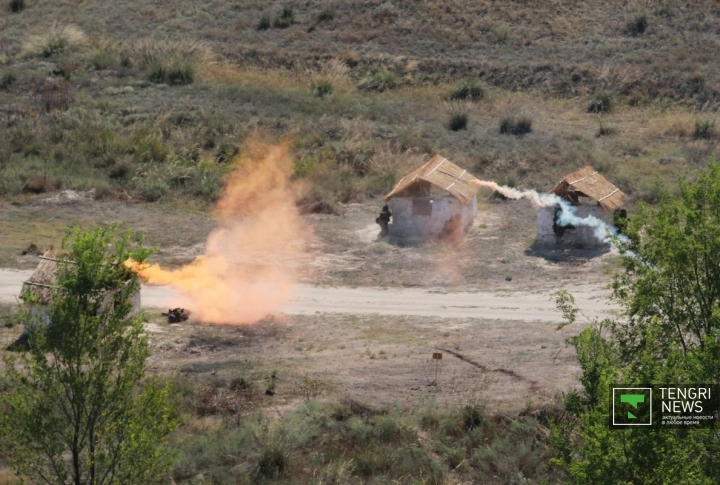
[
  {"x1": 9, "y1": 251, "x2": 141, "y2": 350},
  {"x1": 383, "y1": 155, "x2": 479, "y2": 241},
  {"x1": 537, "y1": 166, "x2": 627, "y2": 248}
]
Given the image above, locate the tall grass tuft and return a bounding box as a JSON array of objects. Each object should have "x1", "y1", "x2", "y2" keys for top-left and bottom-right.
[
  {"x1": 22, "y1": 24, "x2": 87, "y2": 58},
  {"x1": 133, "y1": 39, "x2": 210, "y2": 86},
  {"x1": 449, "y1": 112, "x2": 468, "y2": 131},
  {"x1": 499, "y1": 116, "x2": 532, "y2": 135},
  {"x1": 358, "y1": 71, "x2": 397, "y2": 92},
  {"x1": 311, "y1": 79, "x2": 333, "y2": 98},
  {"x1": 627, "y1": 14, "x2": 648, "y2": 36},
  {"x1": 693, "y1": 120, "x2": 716, "y2": 140},
  {"x1": 257, "y1": 14, "x2": 271, "y2": 30},
  {"x1": 0, "y1": 71, "x2": 17, "y2": 90},
  {"x1": 450, "y1": 80, "x2": 485, "y2": 101},
  {"x1": 587, "y1": 92, "x2": 613, "y2": 113},
  {"x1": 9, "y1": 0, "x2": 24, "y2": 13},
  {"x1": 273, "y1": 6, "x2": 295, "y2": 28}
]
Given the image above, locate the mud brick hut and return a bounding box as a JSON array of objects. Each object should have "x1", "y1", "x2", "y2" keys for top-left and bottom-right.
[
  {"x1": 8, "y1": 252, "x2": 141, "y2": 349},
  {"x1": 536, "y1": 166, "x2": 626, "y2": 248},
  {"x1": 384, "y1": 155, "x2": 479, "y2": 242}
]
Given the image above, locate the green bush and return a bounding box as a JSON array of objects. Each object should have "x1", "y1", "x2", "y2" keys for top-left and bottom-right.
[
  {"x1": 693, "y1": 119, "x2": 716, "y2": 140},
  {"x1": 449, "y1": 112, "x2": 468, "y2": 131},
  {"x1": 273, "y1": 6, "x2": 295, "y2": 28},
  {"x1": 9, "y1": 0, "x2": 24, "y2": 13},
  {"x1": 0, "y1": 71, "x2": 17, "y2": 90},
  {"x1": 499, "y1": 116, "x2": 532, "y2": 135},
  {"x1": 627, "y1": 14, "x2": 648, "y2": 36},
  {"x1": 358, "y1": 71, "x2": 397, "y2": 92},
  {"x1": 257, "y1": 13, "x2": 271, "y2": 30},
  {"x1": 311, "y1": 79, "x2": 333, "y2": 98},
  {"x1": 450, "y1": 80, "x2": 485, "y2": 101},
  {"x1": 587, "y1": 92, "x2": 613, "y2": 113}
]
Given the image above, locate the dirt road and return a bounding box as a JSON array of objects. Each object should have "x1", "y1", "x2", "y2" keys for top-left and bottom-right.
[{"x1": 0, "y1": 268, "x2": 616, "y2": 323}]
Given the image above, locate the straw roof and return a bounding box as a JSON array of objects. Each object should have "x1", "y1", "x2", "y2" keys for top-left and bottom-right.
[
  {"x1": 384, "y1": 155, "x2": 480, "y2": 204},
  {"x1": 19, "y1": 252, "x2": 63, "y2": 305},
  {"x1": 550, "y1": 166, "x2": 626, "y2": 212},
  {"x1": 20, "y1": 252, "x2": 136, "y2": 306}
]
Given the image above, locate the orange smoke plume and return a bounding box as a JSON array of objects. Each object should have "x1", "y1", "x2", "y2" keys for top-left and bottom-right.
[{"x1": 126, "y1": 143, "x2": 311, "y2": 324}]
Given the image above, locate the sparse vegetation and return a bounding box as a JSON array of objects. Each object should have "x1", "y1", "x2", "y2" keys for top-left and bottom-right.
[
  {"x1": 167, "y1": 393, "x2": 566, "y2": 484},
  {"x1": 22, "y1": 24, "x2": 86, "y2": 58},
  {"x1": 9, "y1": 0, "x2": 24, "y2": 13},
  {"x1": 448, "y1": 111, "x2": 468, "y2": 131},
  {"x1": 627, "y1": 14, "x2": 648, "y2": 36},
  {"x1": 357, "y1": 70, "x2": 397, "y2": 92},
  {"x1": 587, "y1": 92, "x2": 613, "y2": 113},
  {"x1": 311, "y1": 78, "x2": 333, "y2": 98},
  {"x1": 597, "y1": 121, "x2": 617, "y2": 137},
  {"x1": 317, "y1": 6, "x2": 335, "y2": 22},
  {"x1": 450, "y1": 80, "x2": 485, "y2": 101},
  {"x1": 499, "y1": 116, "x2": 532, "y2": 135},
  {"x1": 0, "y1": 72, "x2": 17, "y2": 90},
  {"x1": 273, "y1": 6, "x2": 295, "y2": 29},
  {"x1": 257, "y1": 13, "x2": 271, "y2": 30},
  {"x1": 694, "y1": 119, "x2": 716, "y2": 140}
]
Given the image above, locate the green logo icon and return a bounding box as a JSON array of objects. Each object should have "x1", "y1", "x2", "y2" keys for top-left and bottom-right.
[
  {"x1": 621, "y1": 394, "x2": 645, "y2": 419},
  {"x1": 612, "y1": 388, "x2": 652, "y2": 426}
]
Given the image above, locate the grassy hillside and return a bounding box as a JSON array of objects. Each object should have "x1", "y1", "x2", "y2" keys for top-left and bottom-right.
[{"x1": 0, "y1": 0, "x2": 718, "y2": 208}]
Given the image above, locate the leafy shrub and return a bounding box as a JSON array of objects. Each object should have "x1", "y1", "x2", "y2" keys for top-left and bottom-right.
[
  {"x1": 9, "y1": 0, "x2": 24, "y2": 13},
  {"x1": 587, "y1": 92, "x2": 613, "y2": 113},
  {"x1": 311, "y1": 79, "x2": 333, "y2": 98},
  {"x1": 694, "y1": 120, "x2": 716, "y2": 140},
  {"x1": 449, "y1": 112, "x2": 468, "y2": 131},
  {"x1": 627, "y1": 14, "x2": 648, "y2": 36},
  {"x1": 358, "y1": 71, "x2": 397, "y2": 92},
  {"x1": 499, "y1": 116, "x2": 532, "y2": 135},
  {"x1": 273, "y1": 6, "x2": 295, "y2": 28},
  {"x1": 450, "y1": 80, "x2": 484, "y2": 101},
  {"x1": 0, "y1": 71, "x2": 17, "y2": 90},
  {"x1": 257, "y1": 14, "x2": 271, "y2": 30}
]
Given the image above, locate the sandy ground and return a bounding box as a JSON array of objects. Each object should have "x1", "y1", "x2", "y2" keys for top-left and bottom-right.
[
  {"x1": 0, "y1": 269, "x2": 616, "y2": 323},
  {"x1": 0, "y1": 197, "x2": 622, "y2": 411}
]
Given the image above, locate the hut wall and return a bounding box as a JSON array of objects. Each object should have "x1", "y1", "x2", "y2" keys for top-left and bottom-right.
[
  {"x1": 389, "y1": 195, "x2": 477, "y2": 241},
  {"x1": 536, "y1": 205, "x2": 612, "y2": 248}
]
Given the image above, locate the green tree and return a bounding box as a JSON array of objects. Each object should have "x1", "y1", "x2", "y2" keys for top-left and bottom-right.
[
  {"x1": 0, "y1": 226, "x2": 178, "y2": 485},
  {"x1": 552, "y1": 165, "x2": 720, "y2": 484}
]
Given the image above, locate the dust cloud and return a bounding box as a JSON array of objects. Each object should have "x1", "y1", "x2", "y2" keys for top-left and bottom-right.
[{"x1": 126, "y1": 143, "x2": 312, "y2": 324}]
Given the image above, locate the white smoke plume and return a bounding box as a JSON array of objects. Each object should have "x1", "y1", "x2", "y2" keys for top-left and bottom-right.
[{"x1": 469, "y1": 180, "x2": 627, "y2": 245}]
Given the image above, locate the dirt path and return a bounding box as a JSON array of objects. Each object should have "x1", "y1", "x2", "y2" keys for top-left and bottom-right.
[{"x1": 0, "y1": 268, "x2": 616, "y2": 323}]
